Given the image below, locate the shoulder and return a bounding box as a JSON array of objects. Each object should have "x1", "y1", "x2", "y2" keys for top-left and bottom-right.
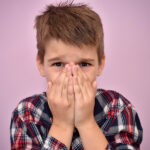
[
  {"x1": 14, "y1": 92, "x2": 47, "y2": 112},
  {"x1": 96, "y1": 89, "x2": 143, "y2": 147},
  {"x1": 96, "y1": 88, "x2": 132, "y2": 106},
  {"x1": 11, "y1": 92, "x2": 48, "y2": 124},
  {"x1": 96, "y1": 88, "x2": 134, "y2": 117}
]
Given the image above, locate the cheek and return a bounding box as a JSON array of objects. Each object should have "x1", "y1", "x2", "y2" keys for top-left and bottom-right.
[
  {"x1": 86, "y1": 74, "x2": 95, "y2": 82},
  {"x1": 82, "y1": 69, "x2": 96, "y2": 82},
  {"x1": 46, "y1": 69, "x2": 61, "y2": 82}
]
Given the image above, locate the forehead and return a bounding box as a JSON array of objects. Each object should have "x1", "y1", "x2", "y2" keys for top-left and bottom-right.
[{"x1": 45, "y1": 39, "x2": 98, "y2": 60}]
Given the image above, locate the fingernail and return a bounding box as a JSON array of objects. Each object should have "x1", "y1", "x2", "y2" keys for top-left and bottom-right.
[
  {"x1": 65, "y1": 64, "x2": 69, "y2": 71},
  {"x1": 67, "y1": 66, "x2": 71, "y2": 72},
  {"x1": 65, "y1": 64, "x2": 69, "y2": 67},
  {"x1": 65, "y1": 64, "x2": 69, "y2": 69}
]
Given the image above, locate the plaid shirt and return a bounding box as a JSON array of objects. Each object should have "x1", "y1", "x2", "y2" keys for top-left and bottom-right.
[{"x1": 10, "y1": 89, "x2": 143, "y2": 150}]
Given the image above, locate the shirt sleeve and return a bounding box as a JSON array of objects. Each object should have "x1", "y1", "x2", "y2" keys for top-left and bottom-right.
[
  {"x1": 104, "y1": 103, "x2": 143, "y2": 150},
  {"x1": 10, "y1": 112, "x2": 67, "y2": 150}
]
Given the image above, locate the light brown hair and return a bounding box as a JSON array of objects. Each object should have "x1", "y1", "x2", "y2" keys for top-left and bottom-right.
[{"x1": 34, "y1": 1, "x2": 104, "y2": 65}]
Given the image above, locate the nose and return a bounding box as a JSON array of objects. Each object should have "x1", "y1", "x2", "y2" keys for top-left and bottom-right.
[
  {"x1": 69, "y1": 62, "x2": 75, "y2": 67},
  {"x1": 68, "y1": 62, "x2": 75, "y2": 76}
]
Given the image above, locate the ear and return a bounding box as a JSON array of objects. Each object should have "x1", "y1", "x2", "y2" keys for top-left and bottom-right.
[
  {"x1": 97, "y1": 55, "x2": 105, "y2": 76},
  {"x1": 36, "y1": 55, "x2": 46, "y2": 77}
]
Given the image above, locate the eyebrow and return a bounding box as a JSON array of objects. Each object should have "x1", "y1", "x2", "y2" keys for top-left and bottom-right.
[{"x1": 47, "y1": 56, "x2": 95, "y2": 63}]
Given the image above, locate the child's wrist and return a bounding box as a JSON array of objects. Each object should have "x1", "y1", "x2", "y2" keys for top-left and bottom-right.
[
  {"x1": 75, "y1": 117, "x2": 96, "y2": 130},
  {"x1": 49, "y1": 122, "x2": 74, "y2": 149},
  {"x1": 52, "y1": 121, "x2": 74, "y2": 131}
]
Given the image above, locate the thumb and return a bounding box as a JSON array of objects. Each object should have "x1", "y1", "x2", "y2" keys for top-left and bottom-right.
[
  {"x1": 92, "y1": 80, "x2": 97, "y2": 90},
  {"x1": 46, "y1": 81, "x2": 52, "y2": 97},
  {"x1": 48, "y1": 81, "x2": 52, "y2": 89},
  {"x1": 92, "y1": 80, "x2": 97, "y2": 97}
]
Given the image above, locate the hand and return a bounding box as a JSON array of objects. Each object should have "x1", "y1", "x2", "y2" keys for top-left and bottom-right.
[
  {"x1": 46, "y1": 64, "x2": 75, "y2": 129},
  {"x1": 72, "y1": 65, "x2": 97, "y2": 128}
]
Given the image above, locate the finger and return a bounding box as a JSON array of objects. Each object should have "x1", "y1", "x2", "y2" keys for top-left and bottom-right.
[
  {"x1": 67, "y1": 76, "x2": 74, "y2": 104},
  {"x1": 48, "y1": 81, "x2": 52, "y2": 90},
  {"x1": 76, "y1": 66, "x2": 84, "y2": 87},
  {"x1": 78, "y1": 66, "x2": 95, "y2": 92},
  {"x1": 46, "y1": 81, "x2": 52, "y2": 96},
  {"x1": 72, "y1": 65, "x2": 78, "y2": 77},
  {"x1": 56, "y1": 65, "x2": 68, "y2": 97},
  {"x1": 63, "y1": 65, "x2": 73, "y2": 102},
  {"x1": 92, "y1": 80, "x2": 98, "y2": 96},
  {"x1": 46, "y1": 81, "x2": 57, "y2": 103},
  {"x1": 73, "y1": 75, "x2": 83, "y2": 102},
  {"x1": 75, "y1": 66, "x2": 88, "y2": 99},
  {"x1": 76, "y1": 65, "x2": 88, "y2": 80},
  {"x1": 83, "y1": 79, "x2": 97, "y2": 100},
  {"x1": 77, "y1": 66, "x2": 97, "y2": 100},
  {"x1": 62, "y1": 72, "x2": 69, "y2": 103},
  {"x1": 66, "y1": 65, "x2": 72, "y2": 78}
]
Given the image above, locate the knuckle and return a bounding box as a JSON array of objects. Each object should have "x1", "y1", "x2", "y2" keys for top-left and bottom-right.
[
  {"x1": 53, "y1": 98, "x2": 60, "y2": 106},
  {"x1": 53, "y1": 80, "x2": 58, "y2": 85},
  {"x1": 63, "y1": 101, "x2": 70, "y2": 108},
  {"x1": 68, "y1": 90, "x2": 74, "y2": 96}
]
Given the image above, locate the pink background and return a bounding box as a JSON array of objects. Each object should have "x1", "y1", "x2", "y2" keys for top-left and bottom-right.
[{"x1": 0, "y1": 0, "x2": 149, "y2": 149}]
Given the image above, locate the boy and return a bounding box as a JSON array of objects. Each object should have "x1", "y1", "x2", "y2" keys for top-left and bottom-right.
[{"x1": 10, "y1": 2, "x2": 143, "y2": 150}]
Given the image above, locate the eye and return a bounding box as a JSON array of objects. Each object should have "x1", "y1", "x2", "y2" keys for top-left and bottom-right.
[
  {"x1": 52, "y1": 62, "x2": 64, "y2": 67},
  {"x1": 80, "y1": 62, "x2": 91, "y2": 67}
]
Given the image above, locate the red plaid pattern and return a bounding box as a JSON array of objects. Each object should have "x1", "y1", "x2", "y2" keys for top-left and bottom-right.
[{"x1": 10, "y1": 89, "x2": 143, "y2": 150}]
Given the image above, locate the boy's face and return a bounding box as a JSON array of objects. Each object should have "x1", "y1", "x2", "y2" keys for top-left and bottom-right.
[{"x1": 36, "y1": 39, "x2": 105, "y2": 83}]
